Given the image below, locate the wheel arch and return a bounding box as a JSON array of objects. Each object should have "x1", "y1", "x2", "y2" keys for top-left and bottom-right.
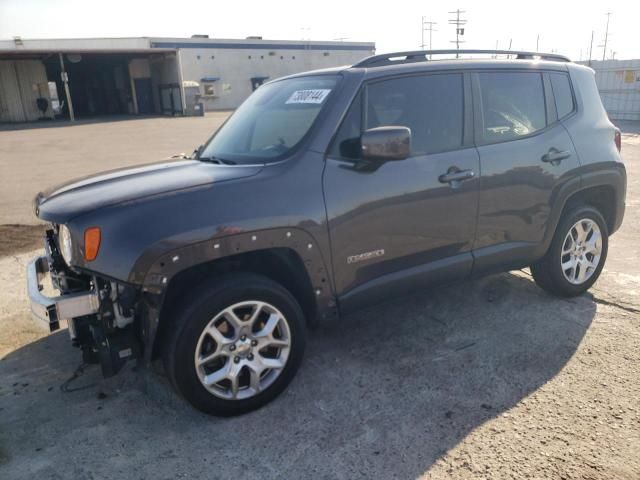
[
  {"x1": 139, "y1": 228, "x2": 336, "y2": 362},
  {"x1": 562, "y1": 184, "x2": 618, "y2": 234},
  {"x1": 541, "y1": 166, "x2": 625, "y2": 257}
]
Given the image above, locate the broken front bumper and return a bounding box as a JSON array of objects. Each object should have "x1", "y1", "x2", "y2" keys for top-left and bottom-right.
[{"x1": 27, "y1": 255, "x2": 100, "y2": 332}]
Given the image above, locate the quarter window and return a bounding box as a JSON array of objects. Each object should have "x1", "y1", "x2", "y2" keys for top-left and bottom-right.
[
  {"x1": 549, "y1": 72, "x2": 575, "y2": 119},
  {"x1": 478, "y1": 72, "x2": 546, "y2": 143}
]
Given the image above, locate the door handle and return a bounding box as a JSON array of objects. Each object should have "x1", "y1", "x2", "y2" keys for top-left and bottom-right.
[
  {"x1": 439, "y1": 168, "x2": 475, "y2": 186},
  {"x1": 541, "y1": 148, "x2": 571, "y2": 164}
]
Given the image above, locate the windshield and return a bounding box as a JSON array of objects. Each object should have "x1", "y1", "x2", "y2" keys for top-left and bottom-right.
[{"x1": 199, "y1": 75, "x2": 339, "y2": 164}]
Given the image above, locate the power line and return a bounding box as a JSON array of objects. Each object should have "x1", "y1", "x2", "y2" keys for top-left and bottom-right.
[{"x1": 448, "y1": 9, "x2": 467, "y2": 58}]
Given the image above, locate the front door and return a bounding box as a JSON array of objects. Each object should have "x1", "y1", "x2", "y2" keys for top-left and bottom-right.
[{"x1": 323, "y1": 72, "x2": 480, "y2": 312}]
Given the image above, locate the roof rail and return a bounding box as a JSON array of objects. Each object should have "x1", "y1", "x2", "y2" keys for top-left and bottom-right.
[{"x1": 353, "y1": 49, "x2": 571, "y2": 68}]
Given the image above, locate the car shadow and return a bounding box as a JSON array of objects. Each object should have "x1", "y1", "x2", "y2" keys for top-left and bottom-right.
[{"x1": 0, "y1": 271, "x2": 596, "y2": 479}]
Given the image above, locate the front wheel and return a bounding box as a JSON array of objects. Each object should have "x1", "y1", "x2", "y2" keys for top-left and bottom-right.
[
  {"x1": 531, "y1": 206, "x2": 608, "y2": 297},
  {"x1": 163, "y1": 273, "x2": 307, "y2": 416}
]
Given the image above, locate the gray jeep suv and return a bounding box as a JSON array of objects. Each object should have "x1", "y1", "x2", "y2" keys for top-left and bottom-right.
[{"x1": 28, "y1": 49, "x2": 626, "y2": 415}]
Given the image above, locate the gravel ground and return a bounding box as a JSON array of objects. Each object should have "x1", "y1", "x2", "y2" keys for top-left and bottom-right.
[
  {"x1": 0, "y1": 118, "x2": 638, "y2": 479},
  {"x1": 0, "y1": 112, "x2": 230, "y2": 225}
]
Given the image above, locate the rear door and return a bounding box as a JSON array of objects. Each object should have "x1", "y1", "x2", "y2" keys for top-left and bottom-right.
[
  {"x1": 323, "y1": 72, "x2": 480, "y2": 312},
  {"x1": 472, "y1": 69, "x2": 580, "y2": 272}
]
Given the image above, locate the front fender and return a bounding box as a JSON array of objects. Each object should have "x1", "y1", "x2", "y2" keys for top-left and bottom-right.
[{"x1": 137, "y1": 227, "x2": 336, "y2": 363}]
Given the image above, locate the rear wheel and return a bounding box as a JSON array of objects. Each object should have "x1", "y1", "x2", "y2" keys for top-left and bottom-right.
[
  {"x1": 163, "y1": 273, "x2": 307, "y2": 416},
  {"x1": 531, "y1": 206, "x2": 608, "y2": 297}
]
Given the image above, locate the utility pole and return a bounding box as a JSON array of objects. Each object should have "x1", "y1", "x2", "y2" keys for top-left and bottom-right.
[
  {"x1": 421, "y1": 17, "x2": 437, "y2": 55},
  {"x1": 588, "y1": 30, "x2": 594, "y2": 66},
  {"x1": 601, "y1": 11, "x2": 611, "y2": 61},
  {"x1": 536, "y1": 34, "x2": 540, "y2": 51},
  {"x1": 448, "y1": 9, "x2": 467, "y2": 58}
]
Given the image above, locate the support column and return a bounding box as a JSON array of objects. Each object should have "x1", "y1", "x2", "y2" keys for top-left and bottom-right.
[
  {"x1": 58, "y1": 53, "x2": 75, "y2": 121},
  {"x1": 128, "y1": 59, "x2": 139, "y2": 114},
  {"x1": 176, "y1": 50, "x2": 187, "y2": 115}
]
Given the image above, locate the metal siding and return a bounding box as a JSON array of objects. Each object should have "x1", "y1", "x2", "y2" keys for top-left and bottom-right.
[
  {"x1": 15, "y1": 60, "x2": 51, "y2": 121},
  {"x1": 0, "y1": 61, "x2": 26, "y2": 122},
  {"x1": 585, "y1": 59, "x2": 640, "y2": 121},
  {"x1": 0, "y1": 60, "x2": 51, "y2": 122}
]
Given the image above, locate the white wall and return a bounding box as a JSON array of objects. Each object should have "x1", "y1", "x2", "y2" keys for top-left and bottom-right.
[{"x1": 168, "y1": 41, "x2": 374, "y2": 110}]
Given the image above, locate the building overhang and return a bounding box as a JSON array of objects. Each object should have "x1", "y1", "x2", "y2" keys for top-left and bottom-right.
[{"x1": 0, "y1": 48, "x2": 176, "y2": 60}]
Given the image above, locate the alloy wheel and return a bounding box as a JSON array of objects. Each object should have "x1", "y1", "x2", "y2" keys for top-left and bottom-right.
[
  {"x1": 560, "y1": 218, "x2": 603, "y2": 285},
  {"x1": 194, "y1": 301, "x2": 291, "y2": 400}
]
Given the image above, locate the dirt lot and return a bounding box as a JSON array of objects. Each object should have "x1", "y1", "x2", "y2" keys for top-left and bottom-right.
[
  {"x1": 0, "y1": 113, "x2": 230, "y2": 225},
  {"x1": 0, "y1": 117, "x2": 639, "y2": 480}
]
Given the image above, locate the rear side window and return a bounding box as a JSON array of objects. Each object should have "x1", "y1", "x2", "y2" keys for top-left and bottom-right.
[
  {"x1": 478, "y1": 72, "x2": 546, "y2": 143},
  {"x1": 366, "y1": 74, "x2": 464, "y2": 155},
  {"x1": 549, "y1": 72, "x2": 575, "y2": 119}
]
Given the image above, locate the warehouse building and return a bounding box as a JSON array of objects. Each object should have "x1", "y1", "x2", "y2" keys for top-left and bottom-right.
[
  {"x1": 583, "y1": 59, "x2": 640, "y2": 121},
  {"x1": 0, "y1": 36, "x2": 375, "y2": 123}
]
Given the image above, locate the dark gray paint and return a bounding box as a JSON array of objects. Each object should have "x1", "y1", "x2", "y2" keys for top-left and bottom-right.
[{"x1": 33, "y1": 58, "x2": 627, "y2": 357}]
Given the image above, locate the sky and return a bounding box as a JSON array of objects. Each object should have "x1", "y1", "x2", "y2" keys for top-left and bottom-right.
[{"x1": 1, "y1": 0, "x2": 639, "y2": 61}]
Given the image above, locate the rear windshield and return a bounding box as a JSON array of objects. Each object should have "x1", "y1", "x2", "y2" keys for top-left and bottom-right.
[{"x1": 200, "y1": 75, "x2": 339, "y2": 164}]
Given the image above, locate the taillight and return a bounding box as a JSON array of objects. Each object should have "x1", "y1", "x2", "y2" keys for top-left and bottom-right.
[{"x1": 614, "y1": 130, "x2": 621, "y2": 153}]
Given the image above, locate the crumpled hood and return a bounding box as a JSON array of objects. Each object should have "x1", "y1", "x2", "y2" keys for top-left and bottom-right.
[{"x1": 34, "y1": 159, "x2": 263, "y2": 223}]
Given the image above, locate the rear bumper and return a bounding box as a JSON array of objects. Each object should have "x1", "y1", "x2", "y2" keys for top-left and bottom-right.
[{"x1": 27, "y1": 256, "x2": 100, "y2": 332}]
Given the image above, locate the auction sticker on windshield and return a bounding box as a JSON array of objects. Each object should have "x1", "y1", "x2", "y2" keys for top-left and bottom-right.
[{"x1": 286, "y1": 89, "x2": 331, "y2": 104}]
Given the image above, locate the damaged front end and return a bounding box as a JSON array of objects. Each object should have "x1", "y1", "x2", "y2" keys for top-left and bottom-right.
[{"x1": 27, "y1": 228, "x2": 141, "y2": 377}]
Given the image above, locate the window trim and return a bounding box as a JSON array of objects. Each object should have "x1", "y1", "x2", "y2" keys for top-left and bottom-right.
[
  {"x1": 202, "y1": 83, "x2": 217, "y2": 97},
  {"x1": 326, "y1": 70, "x2": 472, "y2": 161},
  {"x1": 473, "y1": 70, "x2": 552, "y2": 147},
  {"x1": 472, "y1": 68, "x2": 579, "y2": 147}
]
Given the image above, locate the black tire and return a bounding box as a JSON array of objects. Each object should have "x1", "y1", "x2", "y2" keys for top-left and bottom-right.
[
  {"x1": 531, "y1": 205, "x2": 608, "y2": 297},
  {"x1": 162, "y1": 273, "x2": 307, "y2": 416}
]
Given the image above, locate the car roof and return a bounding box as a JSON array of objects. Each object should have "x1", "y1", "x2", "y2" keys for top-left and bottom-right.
[
  {"x1": 271, "y1": 50, "x2": 579, "y2": 87},
  {"x1": 278, "y1": 57, "x2": 571, "y2": 84}
]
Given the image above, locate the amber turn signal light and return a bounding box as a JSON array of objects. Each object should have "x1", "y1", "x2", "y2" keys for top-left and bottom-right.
[{"x1": 84, "y1": 227, "x2": 101, "y2": 261}]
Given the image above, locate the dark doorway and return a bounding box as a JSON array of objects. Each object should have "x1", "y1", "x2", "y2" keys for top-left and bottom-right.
[
  {"x1": 134, "y1": 78, "x2": 154, "y2": 114},
  {"x1": 44, "y1": 54, "x2": 138, "y2": 119}
]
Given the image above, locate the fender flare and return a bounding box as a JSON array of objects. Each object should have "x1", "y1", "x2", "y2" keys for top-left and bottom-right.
[
  {"x1": 135, "y1": 227, "x2": 336, "y2": 362},
  {"x1": 539, "y1": 164, "x2": 626, "y2": 257}
]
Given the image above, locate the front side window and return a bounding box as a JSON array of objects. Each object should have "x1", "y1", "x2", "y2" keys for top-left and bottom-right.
[
  {"x1": 478, "y1": 72, "x2": 547, "y2": 143},
  {"x1": 330, "y1": 73, "x2": 464, "y2": 158},
  {"x1": 367, "y1": 74, "x2": 464, "y2": 155},
  {"x1": 200, "y1": 75, "x2": 339, "y2": 164},
  {"x1": 549, "y1": 72, "x2": 575, "y2": 119}
]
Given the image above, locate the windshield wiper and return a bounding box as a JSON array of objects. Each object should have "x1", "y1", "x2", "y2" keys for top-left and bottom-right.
[{"x1": 198, "y1": 156, "x2": 237, "y2": 165}]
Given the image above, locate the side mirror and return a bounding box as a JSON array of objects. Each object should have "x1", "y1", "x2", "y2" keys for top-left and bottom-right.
[{"x1": 361, "y1": 126, "x2": 411, "y2": 161}]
